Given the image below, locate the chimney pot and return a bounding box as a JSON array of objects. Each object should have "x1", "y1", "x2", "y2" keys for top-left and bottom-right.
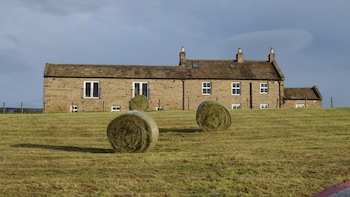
[
  {"x1": 179, "y1": 46, "x2": 186, "y2": 66},
  {"x1": 236, "y1": 48, "x2": 244, "y2": 63},
  {"x1": 268, "y1": 47, "x2": 275, "y2": 62}
]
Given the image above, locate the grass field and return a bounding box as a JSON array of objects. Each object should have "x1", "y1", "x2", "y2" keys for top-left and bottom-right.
[{"x1": 0, "y1": 108, "x2": 349, "y2": 196}]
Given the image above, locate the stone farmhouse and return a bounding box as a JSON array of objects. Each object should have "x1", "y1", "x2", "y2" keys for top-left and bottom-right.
[{"x1": 43, "y1": 47, "x2": 322, "y2": 112}]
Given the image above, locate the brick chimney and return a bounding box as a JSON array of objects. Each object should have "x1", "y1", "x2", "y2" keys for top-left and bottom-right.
[
  {"x1": 268, "y1": 47, "x2": 275, "y2": 62},
  {"x1": 179, "y1": 46, "x2": 186, "y2": 66},
  {"x1": 236, "y1": 48, "x2": 244, "y2": 63}
]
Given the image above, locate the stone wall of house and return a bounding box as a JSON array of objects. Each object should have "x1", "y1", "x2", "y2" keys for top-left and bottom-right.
[
  {"x1": 44, "y1": 77, "x2": 81, "y2": 112},
  {"x1": 182, "y1": 79, "x2": 282, "y2": 110},
  {"x1": 43, "y1": 77, "x2": 185, "y2": 112},
  {"x1": 283, "y1": 100, "x2": 322, "y2": 108},
  {"x1": 44, "y1": 77, "x2": 284, "y2": 112}
]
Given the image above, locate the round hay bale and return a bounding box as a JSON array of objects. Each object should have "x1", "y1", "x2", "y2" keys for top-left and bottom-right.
[
  {"x1": 107, "y1": 110, "x2": 159, "y2": 153},
  {"x1": 196, "y1": 100, "x2": 232, "y2": 132},
  {"x1": 129, "y1": 95, "x2": 149, "y2": 111},
  {"x1": 313, "y1": 180, "x2": 350, "y2": 197}
]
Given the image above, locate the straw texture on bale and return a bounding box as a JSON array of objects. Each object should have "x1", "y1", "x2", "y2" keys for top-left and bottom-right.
[
  {"x1": 107, "y1": 110, "x2": 159, "y2": 153},
  {"x1": 196, "y1": 101, "x2": 232, "y2": 132},
  {"x1": 129, "y1": 95, "x2": 149, "y2": 111},
  {"x1": 313, "y1": 180, "x2": 350, "y2": 197}
]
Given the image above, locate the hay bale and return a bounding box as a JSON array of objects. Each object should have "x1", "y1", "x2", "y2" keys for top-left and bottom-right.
[
  {"x1": 196, "y1": 101, "x2": 232, "y2": 132},
  {"x1": 313, "y1": 180, "x2": 350, "y2": 197},
  {"x1": 107, "y1": 110, "x2": 159, "y2": 153},
  {"x1": 129, "y1": 95, "x2": 149, "y2": 111}
]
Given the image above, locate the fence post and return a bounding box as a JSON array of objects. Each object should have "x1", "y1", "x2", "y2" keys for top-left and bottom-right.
[
  {"x1": 21, "y1": 102, "x2": 24, "y2": 114},
  {"x1": 331, "y1": 97, "x2": 333, "y2": 108},
  {"x1": 2, "y1": 102, "x2": 5, "y2": 113}
]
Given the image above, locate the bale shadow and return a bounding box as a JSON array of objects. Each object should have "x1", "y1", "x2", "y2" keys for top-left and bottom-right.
[
  {"x1": 159, "y1": 128, "x2": 202, "y2": 133},
  {"x1": 11, "y1": 143, "x2": 115, "y2": 154}
]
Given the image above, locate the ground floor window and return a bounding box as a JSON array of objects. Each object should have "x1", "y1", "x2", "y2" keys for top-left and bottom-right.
[
  {"x1": 232, "y1": 104, "x2": 241, "y2": 109},
  {"x1": 70, "y1": 105, "x2": 78, "y2": 112},
  {"x1": 156, "y1": 106, "x2": 164, "y2": 111},
  {"x1": 296, "y1": 104, "x2": 305, "y2": 108},
  {"x1": 133, "y1": 82, "x2": 149, "y2": 98},
  {"x1": 111, "y1": 106, "x2": 121, "y2": 112},
  {"x1": 260, "y1": 104, "x2": 269, "y2": 109}
]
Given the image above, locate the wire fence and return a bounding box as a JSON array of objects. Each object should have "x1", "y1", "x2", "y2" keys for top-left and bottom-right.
[{"x1": 2, "y1": 102, "x2": 43, "y2": 113}]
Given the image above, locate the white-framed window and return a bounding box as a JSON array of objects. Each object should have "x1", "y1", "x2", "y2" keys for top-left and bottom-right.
[
  {"x1": 84, "y1": 81, "x2": 100, "y2": 98},
  {"x1": 296, "y1": 104, "x2": 305, "y2": 108},
  {"x1": 133, "y1": 82, "x2": 149, "y2": 98},
  {"x1": 260, "y1": 83, "x2": 268, "y2": 94},
  {"x1": 232, "y1": 104, "x2": 241, "y2": 109},
  {"x1": 111, "y1": 106, "x2": 121, "y2": 112},
  {"x1": 156, "y1": 106, "x2": 164, "y2": 111},
  {"x1": 232, "y1": 82, "x2": 241, "y2": 95},
  {"x1": 260, "y1": 104, "x2": 269, "y2": 109},
  {"x1": 202, "y1": 82, "x2": 211, "y2": 95},
  {"x1": 70, "y1": 105, "x2": 78, "y2": 112}
]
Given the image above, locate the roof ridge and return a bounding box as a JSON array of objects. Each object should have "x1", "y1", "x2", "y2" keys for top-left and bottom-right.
[
  {"x1": 187, "y1": 59, "x2": 268, "y2": 62},
  {"x1": 46, "y1": 63, "x2": 177, "y2": 67}
]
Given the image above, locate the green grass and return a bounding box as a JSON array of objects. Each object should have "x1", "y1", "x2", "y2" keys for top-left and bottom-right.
[{"x1": 0, "y1": 108, "x2": 349, "y2": 196}]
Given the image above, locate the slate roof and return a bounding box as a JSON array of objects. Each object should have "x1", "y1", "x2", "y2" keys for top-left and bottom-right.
[
  {"x1": 44, "y1": 64, "x2": 188, "y2": 79},
  {"x1": 284, "y1": 86, "x2": 322, "y2": 100},
  {"x1": 184, "y1": 59, "x2": 284, "y2": 80},
  {"x1": 44, "y1": 59, "x2": 285, "y2": 80}
]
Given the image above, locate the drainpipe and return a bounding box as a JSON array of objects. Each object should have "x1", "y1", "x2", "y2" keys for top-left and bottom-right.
[
  {"x1": 249, "y1": 82, "x2": 253, "y2": 109},
  {"x1": 182, "y1": 79, "x2": 185, "y2": 110},
  {"x1": 278, "y1": 81, "x2": 281, "y2": 108}
]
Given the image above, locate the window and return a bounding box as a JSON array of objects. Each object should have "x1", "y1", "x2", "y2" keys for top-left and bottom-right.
[
  {"x1": 133, "y1": 82, "x2": 149, "y2": 98},
  {"x1": 111, "y1": 106, "x2": 121, "y2": 112},
  {"x1": 260, "y1": 104, "x2": 269, "y2": 109},
  {"x1": 70, "y1": 105, "x2": 78, "y2": 112},
  {"x1": 232, "y1": 104, "x2": 241, "y2": 109},
  {"x1": 232, "y1": 82, "x2": 241, "y2": 95},
  {"x1": 260, "y1": 83, "x2": 268, "y2": 94},
  {"x1": 84, "y1": 81, "x2": 100, "y2": 98},
  {"x1": 296, "y1": 104, "x2": 305, "y2": 108},
  {"x1": 202, "y1": 82, "x2": 211, "y2": 95},
  {"x1": 156, "y1": 106, "x2": 164, "y2": 111}
]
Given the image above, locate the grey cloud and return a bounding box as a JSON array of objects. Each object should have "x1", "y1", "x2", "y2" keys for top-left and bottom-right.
[
  {"x1": 0, "y1": 34, "x2": 20, "y2": 50},
  {"x1": 0, "y1": 0, "x2": 350, "y2": 107},
  {"x1": 0, "y1": 49, "x2": 28, "y2": 73},
  {"x1": 221, "y1": 29, "x2": 313, "y2": 58},
  {"x1": 12, "y1": 0, "x2": 105, "y2": 16}
]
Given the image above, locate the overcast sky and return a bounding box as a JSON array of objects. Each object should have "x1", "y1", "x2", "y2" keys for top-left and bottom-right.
[{"x1": 1, "y1": 0, "x2": 349, "y2": 108}]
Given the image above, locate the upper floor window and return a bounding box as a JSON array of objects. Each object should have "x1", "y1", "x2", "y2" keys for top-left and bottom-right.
[
  {"x1": 133, "y1": 82, "x2": 149, "y2": 98},
  {"x1": 202, "y1": 82, "x2": 211, "y2": 95},
  {"x1": 260, "y1": 83, "x2": 268, "y2": 94},
  {"x1": 84, "y1": 81, "x2": 100, "y2": 98},
  {"x1": 232, "y1": 82, "x2": 241, "y2": 95}
]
